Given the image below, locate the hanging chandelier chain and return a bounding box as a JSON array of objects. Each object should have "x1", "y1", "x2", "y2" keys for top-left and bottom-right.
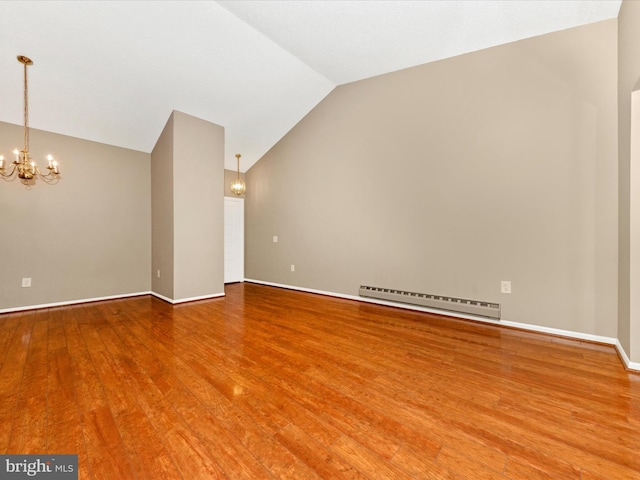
[{"x1": 23, "y1": 58, "x2": 29, "y2": 154}]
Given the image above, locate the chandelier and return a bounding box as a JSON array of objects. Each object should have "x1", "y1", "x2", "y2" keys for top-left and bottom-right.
[
  {"x1": 230, "y1": 153, "x2": 246, "y2": 196},
  {"x1": 0, "y1": 55, "x2": 60, "y2": 185}
]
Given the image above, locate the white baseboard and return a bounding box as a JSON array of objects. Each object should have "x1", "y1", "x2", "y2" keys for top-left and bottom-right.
[
  {"x1": 0, "y1": 291, "x2": 153, "y2": 314},
  {"x1": 150, "y1": 291, "x2": 225, "y2": 304},
  {"x1": 245, "y1": 278, "x2": 639, "y2": 372},
  {"x1": 0, "y1": 289, "x2": 226, "y2": 313},
  {"x1": 615, "y1": 340, "x2": 640, "y2": 371},
  {"x1": 150, "y1": 291, "x2": 174, "y2": 304}
]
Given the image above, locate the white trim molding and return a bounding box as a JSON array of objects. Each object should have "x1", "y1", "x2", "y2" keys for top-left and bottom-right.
[
  {"x1": 150, "y1": 291, "x2": 225, "y2": 304},
  {"x1": 0, "y1": 290, "x2": 227, "y2": 313},
  {"x1": 615, "y1": 340, "x2": 640, "y2": 372},
  {"x1": 245, "y1": 278, "x2": 639, "y2": 372},
  {"x1": 0, "y1": 291, "x2": 153, "y2": 314}
]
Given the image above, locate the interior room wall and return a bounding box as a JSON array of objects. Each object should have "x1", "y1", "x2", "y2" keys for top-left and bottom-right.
[
  {"x1": 0, "y1": 121, "x2": 151, "y2": 310},
  {"x1": 151, "y1": 111, "x2": 225, "y2": 302},
  {"x1": 245, "y1": 19, "x2": 618, "y2": 338},
  {"x1": 618, "y1": 0, "x2": 640, "y2": 361},
  {"x1": 171, "y1": 111, "x2": 225, "y2": 301},
  {"x1": 151, "y1": 113, "x2": 175, "y2": 299}
]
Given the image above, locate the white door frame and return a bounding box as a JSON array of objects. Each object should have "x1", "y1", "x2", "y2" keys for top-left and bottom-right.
[{"x1": 224, "y1": 196, "x2": 244, "y2": 283}]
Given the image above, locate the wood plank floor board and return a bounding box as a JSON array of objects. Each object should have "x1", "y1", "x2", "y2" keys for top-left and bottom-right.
[
  {"x1": 0, "y1": 313, "x2": 22, "y2": 367},
  {"x1": 0, "y1": 312, "x2": 34, "y2": 398},
  {"x1": 10, "y1": 310, "x2": 49, "y2": 445},
  {"x1": 435, "y1": 444, "x2": 506, "y2": 480},
  {"x1": 137, "y1": 397, "x2": 229, "y2": 479},
  {"x1": 274, "y1": 422, "x2": 369, "y2": 480},
  {"x1": 112, "y1": 409, "x2": 183, "y2": 480},
  {"x1": 62, "y1": 307, "x2": 110, "y2": 415},
  {"x1": 5, "y1": 425, "x2": 47, "y2": 455},
  {"x1": 1, "y1": 283, "x2": 638, "y2": 479},
  {"x1": 47, "y1": 307, "x2": 68, "y2": 352},
  {"x1": 47, "y1": 418, "x2": 92, "y2": 480},
  {"x1": 47, "y1": 345, "x2": 74, "y2": 399},
  {"x1": 390, "y1": 444, "x2": 460, "y2": 480},
  {"x1": 503, "y1": 454, "x2": 580, "y2": 480},
  {"x1": 330, "y1": 434, "x2": 415, "y2": 480},
  {"x1": 0, "y1": 394, "x2": 18, "y2": 454},
  {"x1": 257, "y1": 362, "x2": 405, "y2": 461},
  {"x1": 80, "y1": 406, "x2": 138, "y2": 480}
]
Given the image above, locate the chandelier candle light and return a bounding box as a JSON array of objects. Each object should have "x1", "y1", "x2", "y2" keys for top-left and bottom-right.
[
  {"x1": 230, "y1": 153, "x2": 246, "y2": 196},
  {"x1": 0, "y1": 55, "x2": 60, "y2": 185}
]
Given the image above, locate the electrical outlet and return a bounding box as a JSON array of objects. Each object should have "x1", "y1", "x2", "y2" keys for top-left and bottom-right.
[
  {"x1": 291, "y1": 264, "x2": 295, "y2": 272},
  {"x1": 273, "y1": 235, "x2": 278, "y2": 243},
  {"x1": 22, "y1": 277, "x2": 31, "y2": 288},
  {"x1": 501, "y1": 280, "x2": 511, "y2": 294}
]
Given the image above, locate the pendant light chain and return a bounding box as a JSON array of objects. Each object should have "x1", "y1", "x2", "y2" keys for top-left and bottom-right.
[{"x1": 23, "y1": 58, "x2": 29, "y2": 154}]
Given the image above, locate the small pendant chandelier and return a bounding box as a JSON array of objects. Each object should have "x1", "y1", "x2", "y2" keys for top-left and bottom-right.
[
  {"x1": 230, "y1": 153, "x2": 246, "y2": 196},
  {"x1": 0, "y1": 55, "x2": 61, "y2": 185}
]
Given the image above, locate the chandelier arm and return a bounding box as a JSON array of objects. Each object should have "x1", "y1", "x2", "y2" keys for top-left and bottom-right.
[
  {"x1": 31, "y1": 162, "x2": 58, "y2": 181},
  {"x1": 37, "y1": 174, "x2": 60, "y2": 185},
  {"x1": 0, "y1": 163, "x2": 18, "y2": 178}
]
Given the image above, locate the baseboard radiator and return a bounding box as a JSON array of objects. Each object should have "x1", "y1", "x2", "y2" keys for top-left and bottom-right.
[{"x1": 358, "y1": 285, "x2": 501, "y2": 320}]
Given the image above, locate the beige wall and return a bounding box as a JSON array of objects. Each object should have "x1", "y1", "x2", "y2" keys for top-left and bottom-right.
[
  {"x1": 151, "y1": 111, "x2": 225, "y2": 302},
  {"x1": 151, "y1": 113, "x2": 175, "y2": 299},
  {"x1": 0, "y1": 121, "x2": 151, "y2": 310},
  {"x1": 619, "y1": 0, "x2": 640, "y2": 361},
  {"x1": 172, "y1": 111, "x2": 225, "y2": 300},
  {"x1": 246, "y1": 19, "x2": 618, "y2": 337}
]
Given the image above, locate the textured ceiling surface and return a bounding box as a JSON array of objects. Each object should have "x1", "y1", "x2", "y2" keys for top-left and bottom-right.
[{"x1": 0, "y1": 1, "x2": 621, "y2": 171}]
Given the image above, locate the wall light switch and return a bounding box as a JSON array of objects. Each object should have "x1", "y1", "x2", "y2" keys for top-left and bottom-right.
[
  {"x1": 291, "y1": 264, "x2": 295, "y2": 272},
  {"x1": 501, "y1": 280, "x2": 511, "y2": 294},
  {"x1": 22, "y1": 278, "x2": 32, "y2": 288},
  {"x1": 273, "y1": 236, "x2": 278, "y2": 243},
  {"x1": 157, "y1": 270, "x2": 161, "y2": 278}
]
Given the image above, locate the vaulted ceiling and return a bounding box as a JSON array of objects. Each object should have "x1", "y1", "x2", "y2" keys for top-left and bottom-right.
[{"x1": 0, "y1": 1, "x2": 621, "y2": 171}]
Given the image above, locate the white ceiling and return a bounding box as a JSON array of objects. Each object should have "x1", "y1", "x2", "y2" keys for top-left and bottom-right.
[{"x1": 0, "y1": 1, "x2": 621, "y2": 172}]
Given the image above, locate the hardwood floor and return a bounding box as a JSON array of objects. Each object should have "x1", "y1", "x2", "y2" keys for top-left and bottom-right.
[{"x1": 1, "y1": 282, "x2": 639, "y2": 479}]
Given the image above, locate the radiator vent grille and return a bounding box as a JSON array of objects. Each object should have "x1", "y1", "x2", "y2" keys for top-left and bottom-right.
[{"x1": 359, "y1": 285, "x2": 501, "y2": 320}]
